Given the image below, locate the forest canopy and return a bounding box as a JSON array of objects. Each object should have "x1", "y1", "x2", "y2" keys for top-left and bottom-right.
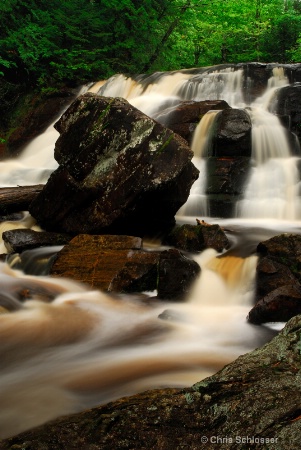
[{"x1": 1, "y1": 0, "x2": 301, "y2": 87}]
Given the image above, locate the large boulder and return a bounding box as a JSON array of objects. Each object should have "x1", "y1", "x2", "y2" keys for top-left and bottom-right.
[
  {"x1": 29, "y1": 94, "x2": 199, "y2": 237},
  {"x1": 3, "y1": 315, "x2": 301, "y2": 449}
]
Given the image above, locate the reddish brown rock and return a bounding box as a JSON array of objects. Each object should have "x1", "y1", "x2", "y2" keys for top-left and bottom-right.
[{"x1": 50, "y1": 235, "x2": 200, "y2": 297}]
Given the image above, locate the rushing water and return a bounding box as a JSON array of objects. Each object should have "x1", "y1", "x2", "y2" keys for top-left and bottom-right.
[{"x1": 0, "y1": 65, "x2": 300, "y2": 439}]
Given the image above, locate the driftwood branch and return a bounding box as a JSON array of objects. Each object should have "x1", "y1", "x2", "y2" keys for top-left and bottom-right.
[{"x1": 0, "y1": 185, "x2": 44, "y2": 215}]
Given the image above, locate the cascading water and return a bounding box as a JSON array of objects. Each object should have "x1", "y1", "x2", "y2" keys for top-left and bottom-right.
[
  {"x1": 1, "y1": 64, "x2": 300, "y2": 439},
  {"x1": 178, "y1": 110, "x2": 221, "y2": 216},
  {"x1": 235, "y1": 69, "x2": 301, "y2": 219}
]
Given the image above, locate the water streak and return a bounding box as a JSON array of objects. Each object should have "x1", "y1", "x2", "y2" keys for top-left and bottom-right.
[{"x1": 0, "y1": 250, "x2": 269, "y2": 439}]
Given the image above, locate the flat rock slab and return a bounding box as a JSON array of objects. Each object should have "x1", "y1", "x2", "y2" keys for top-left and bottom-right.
[
  {"x1": 50, "y1": 235, "x2": 200, "y2": 297},
  {"x1": 2, "y1": 229, "x2": 72, "y2": 253}
]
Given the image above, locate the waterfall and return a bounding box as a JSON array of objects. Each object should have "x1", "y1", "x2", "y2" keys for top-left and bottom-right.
[
  {"x1": 236, "y1": 69, "x2": 301, "y2": 220},
  {"x1": 178, "y1": 67, "x2": 244, "y2": 106},
  {"x1": 96, "y1": 66, "x2": 301, "y2": 221},
  {"x1": 1, "y1": 64, "x2": 300, "y2": 438}
]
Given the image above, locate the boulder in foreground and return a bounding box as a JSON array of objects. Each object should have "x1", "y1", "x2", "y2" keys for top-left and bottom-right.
[{"x1": 29, "y1": 94, "x2": 199, "y2": 237}]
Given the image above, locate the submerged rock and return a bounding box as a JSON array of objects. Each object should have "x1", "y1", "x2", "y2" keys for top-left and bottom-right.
[
  {"x1": 29, "y1": 94, "x2": 199, "y2": 237},
  {"x1": 157, "y1": 249, "x2": 200, "y2": 300},
  {"x1": 164, "y1": 221, "x2": 230, "y2": 253},
  {"x1": 3, "y1": 315, "x2": 301, "y2": 449}
]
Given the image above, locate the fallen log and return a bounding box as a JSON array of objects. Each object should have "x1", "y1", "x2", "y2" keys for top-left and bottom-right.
[{"x1": 0, "y1": 185, "x2": 44, "y2": 215}]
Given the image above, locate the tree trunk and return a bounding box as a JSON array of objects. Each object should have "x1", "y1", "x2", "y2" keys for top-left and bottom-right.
[{"x1": 0, "y1": 184, "x2": 44, "y2": 215}]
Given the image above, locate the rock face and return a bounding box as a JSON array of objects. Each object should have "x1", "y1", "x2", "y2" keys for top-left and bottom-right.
[
  {"x1": 50, "y1": 234, "x2": 200, "y2": 298},
  {"x1": 206, "y1": 156, "x2": 250, "y2": 217},
  {"x1": 29, "y1": 93, "x2": 199, "y2": 237},
  {"x1": 154, "y1": 100, "x2": 230, "y2": 144},
  {"x1": 248, "y1": 234, "x2": 301, "y2": 324},
  {"x1": 3, "y1": 315, "x2": 301, "y2": 449}
]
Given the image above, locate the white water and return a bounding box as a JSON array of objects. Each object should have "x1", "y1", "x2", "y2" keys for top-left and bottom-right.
[
  {"x1": 178, "y1": 110, "x2": 221, "y2": 216},
  {"x1": 0, "y1": 64, "x2": 299, "y2": 439},
  {"x1": 236, "y1": 68, "x2": 301, "y2": 219}
]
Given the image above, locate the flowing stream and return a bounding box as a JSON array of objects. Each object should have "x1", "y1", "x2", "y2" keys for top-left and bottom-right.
[{"x1": 0, "y1": 65, "x2": 300, "y2": 439}]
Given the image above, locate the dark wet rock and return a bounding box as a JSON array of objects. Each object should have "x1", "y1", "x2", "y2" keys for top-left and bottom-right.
[
  {"x1": 256, "y1": 234, "x2": 301, "y2": 283},
  {"x1": 157, "y1": 249, "x2": 200, "y2": 300},
  {"x1": 240, "y1": 62, "x2": 274, "y2": 103},
  {"x1": 248, "y1": 284, "x2": 301, "y2": 324},
  {"x1": 154, "y1": 100, "x2": 230, "y2": 143},
  {"x1": 29, "y1": 94, "x2": 198, "y2": 237},
  {"x1": 3, "y1": 315, "x2": 301, "y2": 449},
  {"x1": 273, "y1": 83, "x2": 301, "y2": 143},
  {"x1": 255, "y1": 256, "x2": 299, "y2": 301},
  {"x1": 50, "y1": 234, "x2": 200, "y2": 296},
  {"x1": 2, "y1": 229, "x2": 72, "y2": 253},
  {"x1": 164, "y1": 221, "x2": 230, "y2": 253},
  {"x1": 206, "y1": 156, "x2": 250, "y2": 217},
  {"x1": 211, "y1": 109, "x2": 252, "y2": 157},
  {"x1": 248, "y1": 234, "x2": 301, "y2": 324}
]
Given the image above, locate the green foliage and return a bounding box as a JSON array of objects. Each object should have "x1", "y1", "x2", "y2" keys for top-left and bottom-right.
[{"x1": 1, "y1": 0, "x2": 301, "y2": 87}]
